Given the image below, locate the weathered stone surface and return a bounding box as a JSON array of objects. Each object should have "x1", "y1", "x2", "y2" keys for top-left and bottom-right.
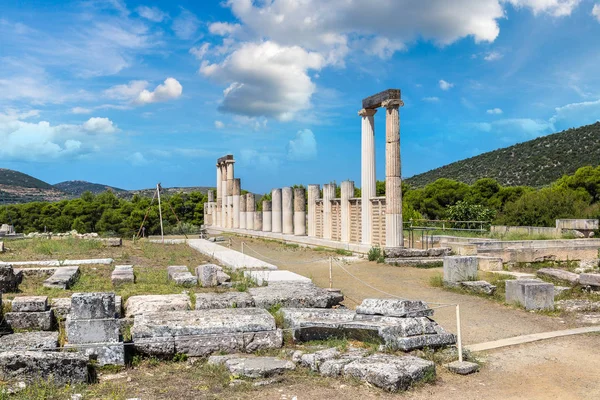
[
  {"x1": 217, "y1": 270, "x2": 231, "y2": 284},
  {"x1": 556, "y1": 299, "x2": 600, "y2": 313},
  {"x1": 65, "y1": 343, "x2": 125, "y2": 366},
  {"x1": 245, "y1": 270, "x2": 312, "y2": 286},
  {"x1": 554, "y1": 286, "x2": 570, "y2": 298},
  {"x1": 385, "y1": 248, "x2": 449, "y2": 258},
  {"x1": 50, "y1": 298, "x2": 71, "y2": 319},
  {"x1": 111, "y1": 265, "x2": 134, "y2": 286},
  {"x1": 71, "y1": 292, "x2": 115, "y2": 320},
  {"x1": 43, "y1": 266, "x2": 80, "y2": 289},
  {"x1": 318, "y1": 348, "x2": 369, "y2": 377},
  {"x1": 125, "y1": 294, "x2": 191, "y2": 317},
  {"x1": 537, "y1": 268, "x2": 580, "y2": 285},
  {"x1": 66, "y1": 317, "x2": 120, "y2": 343},
  {"x1": 443, "y1": 256, "x2": 478, "y2": 283},
  {"x1": 208, "y1": 355, "x2": 295, "y2": 378},
  {"x1": 167, "y1": 266, "x2": 189, "y2": 280},
  {"x1": 356, "y1": 299, "x2": 433, "y2": 318},
  {"x1": 459, "y1": 280, "x2": 497, "y2": 295},
  {"x1": 249, "y1": 282, "x2": 344, "y2": 309},
  {"x1": 11, "y1": 296, "x2": 48, "y2": 312},
  {"x1": 14, "y1": 267, "x2": 56, "y2": 278},
  {"x1": 0, "y1": 241, "x2": 3, "y2": 253},
  {"x1": 0, "y1": 331, "x2": 58, "y2": 351},
  {"x1": 343, "y1": 354, "x2": 435, "y2": 392},
  {"x1": 575, "y1": 259, "x2": 599, "y2": 273},
  {"x1": 362, "y1": 89, "x2": 401, "y2": 109},
  {"x1": 477, "y1": 256, "x2": 503, "y2": 272},
  {"x1": 580, "y1": 273, "x2": 600, "y2": 288},
  {"x1": 300, "y1": 348, "x2": 340, "y2": 371},
  {"x1": 194, "y1": 292, "x2": 255, "y2": 309},
  {"x1": 132, "y1": 308, "x2": 282, "y2": 357},
  {"x1": 105, "y1": 238, "x2": 122, "y2": 247},
  {"x1": 505, "y1": 279, "x2": 554, "y2": 310},
  {"x1": 0, "y1": 264, "x2": 20, "y2": 292},
  {"x1": 197, "y1": 264, "x2": 219, "y2": 287},
  {"x1": 5, "y1": 311, "x2": 54, "y2": 331},
  {"x1": 0, "y1": 351, "x2": 90, "y2": 385},
  {"x1": 445, "y1": 360, "x2": 479, "y2": 375}
]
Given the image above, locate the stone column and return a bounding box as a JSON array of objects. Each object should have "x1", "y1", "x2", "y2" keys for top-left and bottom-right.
[
  {"x1": 239, "y1": 193, "x2": 247, "y2": 230},
  {"x1": 215, "y1": 164, "x2": 222, "y2": 227},
  {"x1": 226, "y1": 160, "x2": 235, "y2": 229},
  {"x1": 263, "y1": 201, "x2": 272, "y2": 232},
  {"x1": 307, "y1": 184, "x2": 320, "y2": 237},
  {"x1": 221, "y1": 164, "x2": 227, "y2": 228},
  {"x1": 254, "y1": 211, "x2": 263, "y2": 232},
  {"x1": 341, "y1": 180, "x2": 354, "y2": 243},
  {"x1": 359, "y1": 108, "x2": 377, "y2": 245},
  {"x1": 282, "y1": 187, "x2": 294, "y2": 235},
  {"x1": 232, "y1": 179, "x2": 241, "y2": 229},
  {"x1": 383, "y1": 99, "x2": 404, "y2": 248},
  {"x1": 246, "y1": 193, "x2": 255, "y2": 230},
  {"x1": 322, "y1": 183, "x2": 335, "y2": 240},
  {"x1": 207, "y1": 190, "x2": 215, "y2": 226},
  {"x1": 293, "y1": 187, "x2": 306, "y2": 236},
  {"x1": 272, "y1": 189, "x2": 282, "y2": 233}
]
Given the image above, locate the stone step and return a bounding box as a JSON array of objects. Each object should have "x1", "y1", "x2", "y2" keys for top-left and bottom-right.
[
  {"x1": 0, "y1": 351, "x2": 90, "y2": 385},
  {"x1": 43, "y1": 266, "x2": 80, "y2": 289}
]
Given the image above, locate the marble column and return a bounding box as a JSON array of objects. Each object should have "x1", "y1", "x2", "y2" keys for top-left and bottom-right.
[
  {"x1": 383, "y1": 99, "x2": 404, "y2": 248},
  {"x1": 307, "y1": 184, "x2": 320, "y2": 237},
  {"x1": 293, "y1": 187, "x2": 306, "y2": 236},
  {"x1": 246, "y1": 193, "x2": 255, "y2": 230},
  {"x1": 226, "y1": 160, "x2": 235, "y2": 229},
  {"x1": 341, "y1": 180, "x2": 354, "y2": 243},
  {"x1": 239, "y1": 192, "x2": 247, "y2": 230},
  {"x1": 272, "y1": 189, "x2": 282, "y2": 233},
  {"x1": 215, "y1": 164, "x2": 222, "y2": 227},
  {"x1": 207, "y1": 190, "x2": 215, "y2": 226},
  {"x1": 232, "y1": 178, "x2": 241, "y2": 229},
  {"x1": 359, "y1": 108, "x2": 377, "y2": 245},
  {"x1": 254, "y1": 211, "x2": 263, "y2": 232},
  {"x1": 322, "y1": 183, "x2": 335, "y2": 240},
  {"x1": 221, "y1": 164, "x2": 227, "y2": 228},
  {"x1": 263, "y1": 201, "x2": 272, "y2": 232},
  {"x1": 282, "y1": 187, "x2": 294, "y2": 235}
]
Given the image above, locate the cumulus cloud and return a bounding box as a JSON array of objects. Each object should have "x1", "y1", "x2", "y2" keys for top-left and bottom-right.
[
  {"x1": 288, "y1": 129, "x2": 317, "y2": 160},
  {"x1": 104, "y1": 80, "x2": 149, "y2": 100},
  {"x1": 200, "y1": 41, "x2": 324, "y2": 120},
  {"x1": 172, "y1": 9, "x2": 199, "y2": 40},
  {"x1": 593, "y1": 4, "x2": 600, "y2": 21},
  {"x1": 214, "y1": 120, "x2": 225, "y2": 129},
  {"x1": 439, "y1": 80, "x2": 454, "y2": 91},
  {"x1": 423, "y1": 97, "x2": 440, "y2": 103},
  {"x1": 549, "y1": 99, "x2": 600, "y2": 127},
  {"x1": 134, "y1": 78, "x2": 183, "y2": 105},
  {"x1": 504, "y1": 0, "x2": 581, "y2": 17},
  {"x1": 239, "y1": 148, "x2": 280, "y2": 169},
  {"x1": 127, "y1": 151, "x2": 148, "y2": 166},
  {"x1": 484, "y1": 51, "x2": 503, "y2": 61},
  {"x1": 487, "y1": 108, "x2": 503, "y2": 114},
  {"x1": 136, "y1": 6, "x2": 167, "y2": 22},
  {"x1": 209, "y1": 22, "x2": 241, "y2": 36},
  {"x1": 82, "y1": 117, "x2": 117, "y2": 134}
]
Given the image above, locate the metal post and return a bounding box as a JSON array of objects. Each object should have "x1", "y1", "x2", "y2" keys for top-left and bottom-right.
[
  {"x1": 329, "y1": 257, "x2": 333, "y2": 289},
  {"x1": 456, "y1": 304, "x2": 463, "y2": 363},
  {"x1": 156, "y1": 183, "x2": 164, "y2": 244},
  {"x1": 242, "y1": 242, "x2": 245, "y2": 255}
]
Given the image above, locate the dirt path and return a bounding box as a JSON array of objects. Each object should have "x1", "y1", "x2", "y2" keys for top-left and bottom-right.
[{"x1": 223, "y1": 235, "x2": 600, "y2": 400}]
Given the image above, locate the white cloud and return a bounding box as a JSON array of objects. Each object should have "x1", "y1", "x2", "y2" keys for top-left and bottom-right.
[
  {"x1": 487, "y1": 108, "x2": 503, "y2": 114},
  {"x1": 127, "y1": 151, "x2": 148, "y2": 166},
  {"x1": 593, "y1": 4, "x2": 600, "y2": 21},
  {"x1": 288, "y1": 129, "x2": 317, "y2": 160},
  {"x1": 215, "y1": 120, "x2": 225, "y2": 129},
  {"x1": 504, "y1": 0, "x2": 581, "y2": 17},
  {"x1": 71, "y1": 107, "x2": 91, "y2": 114},
  {"x1": 474, "y1": 118, "x2": 554, "y2": 136},
  {"x1": 104, "y1": 78, "x2": 182, "y2": 106},
  {"x1": 439, "y1": 80, "x2": 454, "y2": 91},
  {"x1": 484, "y1": 51, "x2": 503, "y2": 61},
  {"x1": 423, "y1": 97, "x2": 440, "y2": 103},
  {"x1": 172, "y1": 9, "x2": 199, "y2": 40},
  {"x1": 104, "y1": 80, "x2": 149, "y2": 100},
  {"x1": 136, "y1": 6, "x2": 167, "y2": 22},
  {"x1": 239, "y1": 148, "x2": 280, "y2": 169},
  {"x1": 209, "y1": 22, "x2": 241, "y2": 36},
  {"x1": 82, "y1": 117, "x2": 117, "y2": 134},
  {"x1": 190, "y1": 43, "x2": 210, "y2": 60},
  {"x1": 200, "y1": 41, "x2": 325, "y2": 120},
  {"x1": 550, "y1": 98, "x2": 600, "y2": 127}
]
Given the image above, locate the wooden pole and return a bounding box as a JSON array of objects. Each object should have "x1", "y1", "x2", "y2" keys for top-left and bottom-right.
[
  {"x1": 456, "y1": 304, "x2": 463, "y2": 363},
  {"x1": 329, "y1": 257, "x2": 333, "y2": 289},
  {"x1": 157, "y1": 183, "x2": 164, "y2": 244}
]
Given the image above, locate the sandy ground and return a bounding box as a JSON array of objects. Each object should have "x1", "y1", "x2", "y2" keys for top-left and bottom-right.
[{"x1": 220, "y1": 235, "x2": 600, "y2": 400}]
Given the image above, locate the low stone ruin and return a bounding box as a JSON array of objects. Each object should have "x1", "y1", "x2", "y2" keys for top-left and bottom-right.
[
  {"x1": 167, "y1": 265, "x2": 197, "y2": 287},
  {"x1": 43, "y1": 266, "x2": 80, "y2": 289},
  {"x1": 125, "y1": 294, "x2": 191, "y2": 317},
  {"x1": 5, "y1": 296, "x2": 54, "y2": 331},
  {"x1": 197, "y1": 263, "x2": 231, "y2": 287},
  {"x1": 505, "y1": 279, "x2": 554, "y2": 310},
  {"x1": 443, "y1": 256, "x2": 497, "y2": 295},
  {"x1": 0, "y1": 264, "x2": 21, "y2": 293},
  {"x1": 0, "y1": 351, "x2": 91, "y2": 385},
  {"x1": 111, "y1": 265, "x2": 135, "y2": 286}
]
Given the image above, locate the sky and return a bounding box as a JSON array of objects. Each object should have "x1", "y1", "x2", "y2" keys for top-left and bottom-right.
[{"x1": 2, "y1": 0, "x2": 600, "y2": 194}]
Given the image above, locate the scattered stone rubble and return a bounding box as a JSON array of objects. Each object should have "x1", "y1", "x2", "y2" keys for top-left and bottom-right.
[{"x1": 0, "y1": 264, "x2": 21, "y2": 292}]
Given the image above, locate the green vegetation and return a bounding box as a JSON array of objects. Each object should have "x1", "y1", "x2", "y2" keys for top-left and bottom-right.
[
  {"x1": 0, "y1": 168, "x2": 53, "y2": 189},
  {"x1": 406, "y1": 122, "x2": 600, "y2": 188},
  {"x1": 367, "y1": 247, "x2": 385, "y2": 263}
]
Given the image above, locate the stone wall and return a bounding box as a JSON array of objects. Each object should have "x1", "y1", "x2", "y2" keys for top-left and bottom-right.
[
  {"x1": 349, "y1": 198, "x2": 362, "y2": 244},
  {"x1": 490, "y1": 225, "x2": 560, "y2": 238},
  {"x1": 331, "y1": 200, "x2": 342, "y2": 241},
  {"x1": 371, "y1": 197, "x2": 386, "y2": 247}
]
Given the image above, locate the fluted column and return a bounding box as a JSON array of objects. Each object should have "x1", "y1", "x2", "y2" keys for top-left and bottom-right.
[
  {"x1": 207, "y1": 190, "x2": 215, "y2": 226},
  {"x1": 383, "y1": 99, "x2": 404, "y2": 248},
  {"x1": 322, "y1": 183, "x2": 335, "y2": 240},
  {"x1": 360, "y1": 108, "x2": 377, "y2": 245},
  {"x1": 239, "y1": 193, "x2": 247, "y2": 230},
  {"x1": 215, "y1": 164, "x2": 222, "y2": 227},
  {"x1": 272, "y1": 189, "x2": 282, "y2": 233},
  {"x1": 307, "y1": 184, "x2": 320, "y2": 237},
  {"x1": 293, "y1": 187, "x2": 306, "y2": 236},
  {"x1": 221, "y1": 164, "x2": 227, "y2": 228},
  {"x1": 263, "y1": 201, "x2": 272, "y2": 232},
  {"x1": 341, "y1": 180, "x2": 354, "y2": 242},
  {"x1": 226, "y1": 160, "x2": 235, "y2": 228},
  {"x1": 282, "y1": 187, "x2": 294, "y2": 235},
  {"x1": 246, "y1": 193, "x2": 255, "y2": 230},
  {"x1": 232, "y1": 178, "x2": 241, "y2": 229}
]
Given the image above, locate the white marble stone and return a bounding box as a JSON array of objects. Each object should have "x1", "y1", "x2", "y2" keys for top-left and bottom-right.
[{"x1": 282, "y1": 187, "x2": 294, "y2": 235}]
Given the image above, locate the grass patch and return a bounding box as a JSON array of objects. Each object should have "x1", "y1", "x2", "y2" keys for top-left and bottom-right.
[
  {"x1": 304, "y1": 337, "x2": 349, "y2": 352},
  {"x1": 0, "y1": 379, "x2": 89, "y2": 400},
  {"x1": 411, "y1": 261, "x2": 443, "y2": 269},
  {"x1": 268, "y1": 303, "x2": 284, "y2": 328},
  {"x1": 429, "y1": 274, "x2": 444, "y2": 287},
  {"x1": 334, "y1": 249, "x2": 352, "y2": 256}
]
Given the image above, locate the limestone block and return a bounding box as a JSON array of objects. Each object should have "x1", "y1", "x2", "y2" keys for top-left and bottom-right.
[
  {"x1": 70, "y1": 292, "x2": 115, "y2": 320},
  {"x1": 343, "y1": 354, "x2": 435, "y2": 392},
  {"x1": 477, "y1": 256, "x2": 503, "y2": 272},
  {"x1": 65, "y1": 343, "x2": 125, "y2": 366},
  {"x1": 0, "y1": 264, "x2": 20, "y2": 292},
  {"x1": 445, "y1": 360, "x2": 479, "y2": 375},
  {"x1": 244, "y1": 270, "x2": 312, "y2": 286},
  {"x1": 104, "y1": 238, "x2": 122, "y2": 247},
  {"x1": 449, "y1": 243, "x2": 478, "y2": 256},
  {"x1": 43, "y1": 266, "x2": 80, "y2": 289},
  {"x1": 208, "y1": 355, "x2": 295, "y2": 378},
  {"x1": 443, "y1": 256, "x2": 478, "y2": 283},
  {"x1": 125, "y1": 294, "x2": 191, "y2": 317},
  {"x1": 537, "y1": 268, "x2": 580, "y2": 285},
  {"x1": 0, "y1": 351, "x2": 90, "y2": 385},
  {"x1": 249, "y1": 282, "x2": 344, "y2": 309},
  {"x1": 11, "y1": 296, "x2": 48, "y2": 312},
  {"x1": 217, "y1": 270, "x2": 231, "y2": 284},
  {"x1": 300, "y1": 348, "x2": 340, "y2": 371},
  {"x1": 50, "y1": 298, "x2": 71, "y2": 319},
  {"x1": 5, "y1": 311, "x2": 54, "y2": 331},
  {"x1": 172, "y1": 272, "x2": 197, "y2": 287},
  {"x1": 111, "y1": 265, "x2": 134, "y2": 286},
  {"x1": 318, "y1": 348, "x2": 368, "y2": 377},
  {"x1": 459, "y1": 281, "x2": 496, "y2": 295},
  {"x1": 66, "y1": 317, "x2": 120, "y2": 344},
  {"x1": 505, "y1": 279, "x2": 554, "y2": 310},
  {"x1": 355, "y1": 299, "x2": 433, "y2": 318},
  {"x1": 195, "y1": 292, "x2": 255, "y2": 309},
  {"x1": 0, "y1": 241, "x2": 4, "y2": 253},
  {"x1": 0, "y1": 331, "x2": 59, "y2": 351},
  {"x1": 167, "y1": 265, "x2": 189, "y2": 281},
  {"x1": 196, "y1": 264, "x2": 219, "y2": 287},
  {"x1": 580, "y1": 273, "x2": 600, "y2": 288}
]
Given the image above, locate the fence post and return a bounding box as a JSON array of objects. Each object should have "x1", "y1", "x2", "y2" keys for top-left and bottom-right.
[
  {"x1": 456, "y1": 304, "x2": 463, "y2": 363},
  {"x1": 242, "y1": 242, "x2": 244, "y2": 255},
  {"x1": 329, "y1": 257, "x2": 333, "y2": 289}
]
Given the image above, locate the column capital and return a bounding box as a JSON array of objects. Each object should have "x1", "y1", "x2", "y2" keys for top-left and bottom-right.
[
  {"x1": 358, "y1": 108, "x2": 377, "y2": 117},
  {"x1": 225, "y1": 159, "x2": 235, "y2": 164},
  {"x1": 382, "y1": 99, "x2": 404, "y2": 109}
]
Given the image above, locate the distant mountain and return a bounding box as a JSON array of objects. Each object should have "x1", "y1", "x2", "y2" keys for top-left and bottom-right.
[
  {"x1": 406, "y1": 122, "x2": 600, "y2": 188},
  {"x1": 0, "y1": 169, "x2": 53, "y2": 189},
  {"x1": 0, "y1": 169, "x2": 68, "y2": 204},
  {"x1": 119, "y1": 186, "x2": 213, "y2": 199},
  {"x1": 54, "y1": 180, "x2": 126, "y2": 196}
]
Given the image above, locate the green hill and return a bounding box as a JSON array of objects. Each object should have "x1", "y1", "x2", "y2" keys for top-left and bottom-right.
[
  {"x1": 54, "y1": 180, "x2": 126, "y2": 196},
  {"x1": 406, "y1": 122, "x2": 600, "y2": 188},
  {"x1": 0, "y1": 169, "x2": 53, "y2": 189}
]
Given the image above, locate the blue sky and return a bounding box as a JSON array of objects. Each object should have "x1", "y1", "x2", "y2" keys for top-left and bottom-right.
[{"x1": 2, "y1": 0, "x2": 600, "y2": 193}]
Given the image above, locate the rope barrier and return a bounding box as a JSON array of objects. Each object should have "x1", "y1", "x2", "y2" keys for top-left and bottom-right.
[{"x1": 241, "y1": 242, "x2": 331, "y2": 265}]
